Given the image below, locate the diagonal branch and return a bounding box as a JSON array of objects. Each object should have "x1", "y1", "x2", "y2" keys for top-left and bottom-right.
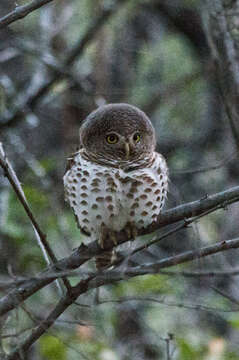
[
  {"x1": 0, "y1": 0, "x2": 54, "y2": 29},
  {"x1": 0, "y1": 143, "x2": 54, "y2": 263},
  {"x1": 0, "y1": 142, "x2": 71, "y2": 292},
  {"x1": 4, "y1": 278, "x2": 91, "y2": 360},
  {"x1": 0, "y1": 185, "x2": 239, "y2": 317}
]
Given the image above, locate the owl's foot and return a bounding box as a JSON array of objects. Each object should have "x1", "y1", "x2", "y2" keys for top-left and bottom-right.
[
  {"x1": 95, "y1": 249, "x2": 116, "y2": 269},
  {"x1": 99, "y1": 223, "x2": 117, "y2": 249},
  {"x1": 125, "y1": 221, "x2": 138, "y2": 240}
]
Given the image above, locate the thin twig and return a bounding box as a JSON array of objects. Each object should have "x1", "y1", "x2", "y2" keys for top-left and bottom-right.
[
  {"x1": 96, "y1": 296, "x2": 236, "y2": 313},
  {"x1": 160, "y1": 268, "x2": 239, "y2": 278},
  {"x1": 131, "y1": 197, "x2": 239, "y2": 256},
  {"x1": 211, "y1": 286, "x2": 239, "y2": 306},
  {"x1": 0, "y1": 143, "x2": 53, "y2": 262},
  {"x1": 4, "y1": 276, "x2": 95, "y2": 360},
  {"x1": 86, "y1": 236, "x2": 239, "y2": 291},
  {"x1": 166, "y1": 333, "x2": 174, "y2": 360},
  {"x1": 0, "y1": 0, "x2": 54, "y2": 29}
]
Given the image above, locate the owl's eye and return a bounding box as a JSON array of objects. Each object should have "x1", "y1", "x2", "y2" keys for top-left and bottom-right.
[
  {"x1": 133, "y1": 133, "x2": 141, "y2": 143},
  {"x1": 106, "y1": 134, "x2": 119, "y2": 144}
]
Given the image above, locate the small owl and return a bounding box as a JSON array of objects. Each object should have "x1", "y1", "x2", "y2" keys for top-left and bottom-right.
[{"x1": 64, "y1": 103, "x2": 168, "y2": 265}]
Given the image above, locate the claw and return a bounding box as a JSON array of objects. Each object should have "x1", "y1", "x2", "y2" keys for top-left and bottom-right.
[
  {"x1": 125, "y1": 222, "x2": 137, "y2": 240},
  {"x1": 95, "y1": 250, "x2": 114, "y2": 269},
  {"x1": 99, "y1": 223, "x2": 108, "y2": 249},
  {"x1": 98, "y1": 224, "x2": 118, "y2": 248},
  {"x1": 96, "y1": 225, "x2": 117, "y2": 269},
  {"x1": 109, "y1": 230, "x2": 117, "y2": 246}
]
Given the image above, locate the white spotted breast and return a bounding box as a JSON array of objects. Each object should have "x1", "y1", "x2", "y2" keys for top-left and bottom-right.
[{"x1": 63, "y1": 150, "x2": 168, "y2": 240}]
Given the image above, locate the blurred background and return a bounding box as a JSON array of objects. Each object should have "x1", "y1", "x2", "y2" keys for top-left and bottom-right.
[{"x1": 1, "y1": 0, "x2": 239, "y2": 359}]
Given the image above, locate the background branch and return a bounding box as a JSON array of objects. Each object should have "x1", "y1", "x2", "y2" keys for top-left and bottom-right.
[
  {"x1": 0, "y1": 0, "x2": 54, "y2": 29},
  {"x1": 0, "y1": 142, "x2": 71, "y2": 292}
]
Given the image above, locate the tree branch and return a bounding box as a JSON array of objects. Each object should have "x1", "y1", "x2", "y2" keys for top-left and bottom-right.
[
  {"x1": 0, "y1": 143, "x2": 54, "y2": 263},
  {"x1": 97, "y1": 296, "x2": 236, "y2": 313},
  {"x1": 0, "y1": 0, "x2": 54, "y2": 29},
  {"x1": 5, "y1": 232, "x2": 239, "y2": 358},
  {"x1": 0, "y1": 142, "x2": 71, "y2": 292},
  {"x1": 4, "y1": 278, "x2": 91, "y2": 360},
  {"x1": 0, "y1": 185, "x2": 239, "y2": 317}
]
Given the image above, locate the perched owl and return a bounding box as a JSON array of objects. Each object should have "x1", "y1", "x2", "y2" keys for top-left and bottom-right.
[{"x1": 64, "y1": 103, "x2": 168, "y2": 266}]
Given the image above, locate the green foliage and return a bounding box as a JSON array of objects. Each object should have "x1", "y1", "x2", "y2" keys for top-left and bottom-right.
[
  {"x1": 23, "y1": 185, "x2": 48, "y2": 210},
  {"x1": 225, "y1": 352, "x2": 239, "y2": 360},
  {"x1": 114, "y1": 274, "x2": 171, "y2": 297},
  {"x1": 39, "y1": 335, "x2": 67, "y2": 360},
  {"x1": 177, "y1": 338, "x2": 207, "y2": 360}
]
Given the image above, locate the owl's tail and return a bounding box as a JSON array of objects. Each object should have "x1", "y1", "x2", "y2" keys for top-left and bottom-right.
[{"x1": 95, "y1": 250, "x2": 115, "y2": 269}]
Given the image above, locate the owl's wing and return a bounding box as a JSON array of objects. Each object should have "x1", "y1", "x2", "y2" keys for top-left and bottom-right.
[
  {"x1": 154, "y1": 152, "x2": 168, "y2": 200},
  {"x1": 64, "y1": 148, "x2": 81, "y2": 175},
  {"x1": 63, "y1": 150, "x2": 91, "y2": 237}
]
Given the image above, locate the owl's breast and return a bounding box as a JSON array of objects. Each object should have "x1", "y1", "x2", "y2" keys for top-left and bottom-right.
[
  {"x1": 63, "y1": 153, "x2": 129, "y2": 238},
  {"x1": 63, "y1": 151, "x2": 168, "y2": 240},
  {"x1": 119, "y1": 155, "x2": 168, "y2": 230}
]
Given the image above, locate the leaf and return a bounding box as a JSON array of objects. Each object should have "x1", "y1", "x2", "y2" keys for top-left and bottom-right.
[
  {"x1": 177, "y1": 338, "x2": 205, "y2": 360},
  {"x1": 39, "y1": 335, "x2": 66, "y2": 360}
]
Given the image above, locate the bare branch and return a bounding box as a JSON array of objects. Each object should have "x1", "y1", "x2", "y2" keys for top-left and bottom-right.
[
  {"x1": 160, "y1": 268, "x2": 239, "y2": 278},
  {"x1": 211, "y1": 286, "x2": 239, "y2": 306},
  {"x1": 0, "y1": 0, "x2": 54, "y2": 29},
  {"x1": 156, "y1": 185, "x2": 239, "y2": 228},
  {"x1": 0, "y1": 143, "x2": 54, "y2": 263},
  {"x1": 4, "y1": 277, "x2": 93, "y2": 360},
  {"x1": 130, "y1": 201, "x2": 229, "y2": 258},
  {"x1": 85, "y1": 236, "x2": 239, "y2": 291},
  {"x1": 5, "y1": 231, "x2": 239, "y2": 360},
  {"x1": 97, "y1": 296, "x2": 236, "y2": 313},
  {"x1": 0, "y1": 185, "x2": 239, "y2": 317}
]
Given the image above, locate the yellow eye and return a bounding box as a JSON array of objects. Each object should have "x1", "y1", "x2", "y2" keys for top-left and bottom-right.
[
  {"x1": 133, "y1": 133, "x2": 141, "y2": 143},
  {"x1": 106, "y1": 134, "x2": 118, "y2": 144}
]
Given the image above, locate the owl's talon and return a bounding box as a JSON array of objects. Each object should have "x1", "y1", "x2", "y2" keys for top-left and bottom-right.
[
  {"x1": 125, "y1": 227, "x2": 131, "y2": 240},
  {"x1": 109, "y1": 230, "x2": 118, "y2": 246},
  {"x1": 99, "y1": 234, "x2": 105, "y2": 249},
  {"x1": 98, "y1": 223, "x2": 108, "y2": 249},
  {"x1": 98, "y1": 224, "x2": 118, "y2": 248},
  {"x1": 125, "y1": 222, "x2": 137, "y2": 240},
  {"x1": 132, "y1": 227, "x2": 138, "y2": 239},
  {"x1": 95, "y1": 250, "x2": 114, "y2": 269}
]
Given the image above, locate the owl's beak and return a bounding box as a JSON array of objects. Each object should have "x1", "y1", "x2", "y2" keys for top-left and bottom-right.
[{"x1": 124, "y1": 142, "x2": 130, "y2": 160}]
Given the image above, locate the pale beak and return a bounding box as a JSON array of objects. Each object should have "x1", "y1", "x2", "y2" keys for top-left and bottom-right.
[{"x1": 124, "y1": 142, "x2": 130, "y2": 160}]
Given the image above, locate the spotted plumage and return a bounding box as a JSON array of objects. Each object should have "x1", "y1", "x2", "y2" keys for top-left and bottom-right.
[{"x1": 64, "y1": 103, "x2": 168, "y2": 264}]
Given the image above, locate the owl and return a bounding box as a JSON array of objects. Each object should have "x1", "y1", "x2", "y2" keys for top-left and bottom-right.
[{"x1": 64, "y1": 103, "x2": 168, "y2": 266}]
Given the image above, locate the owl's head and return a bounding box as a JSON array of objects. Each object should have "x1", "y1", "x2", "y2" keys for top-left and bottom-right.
[{"x1": 80, "y1": 103, "x2": 156, "y2": 162}]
